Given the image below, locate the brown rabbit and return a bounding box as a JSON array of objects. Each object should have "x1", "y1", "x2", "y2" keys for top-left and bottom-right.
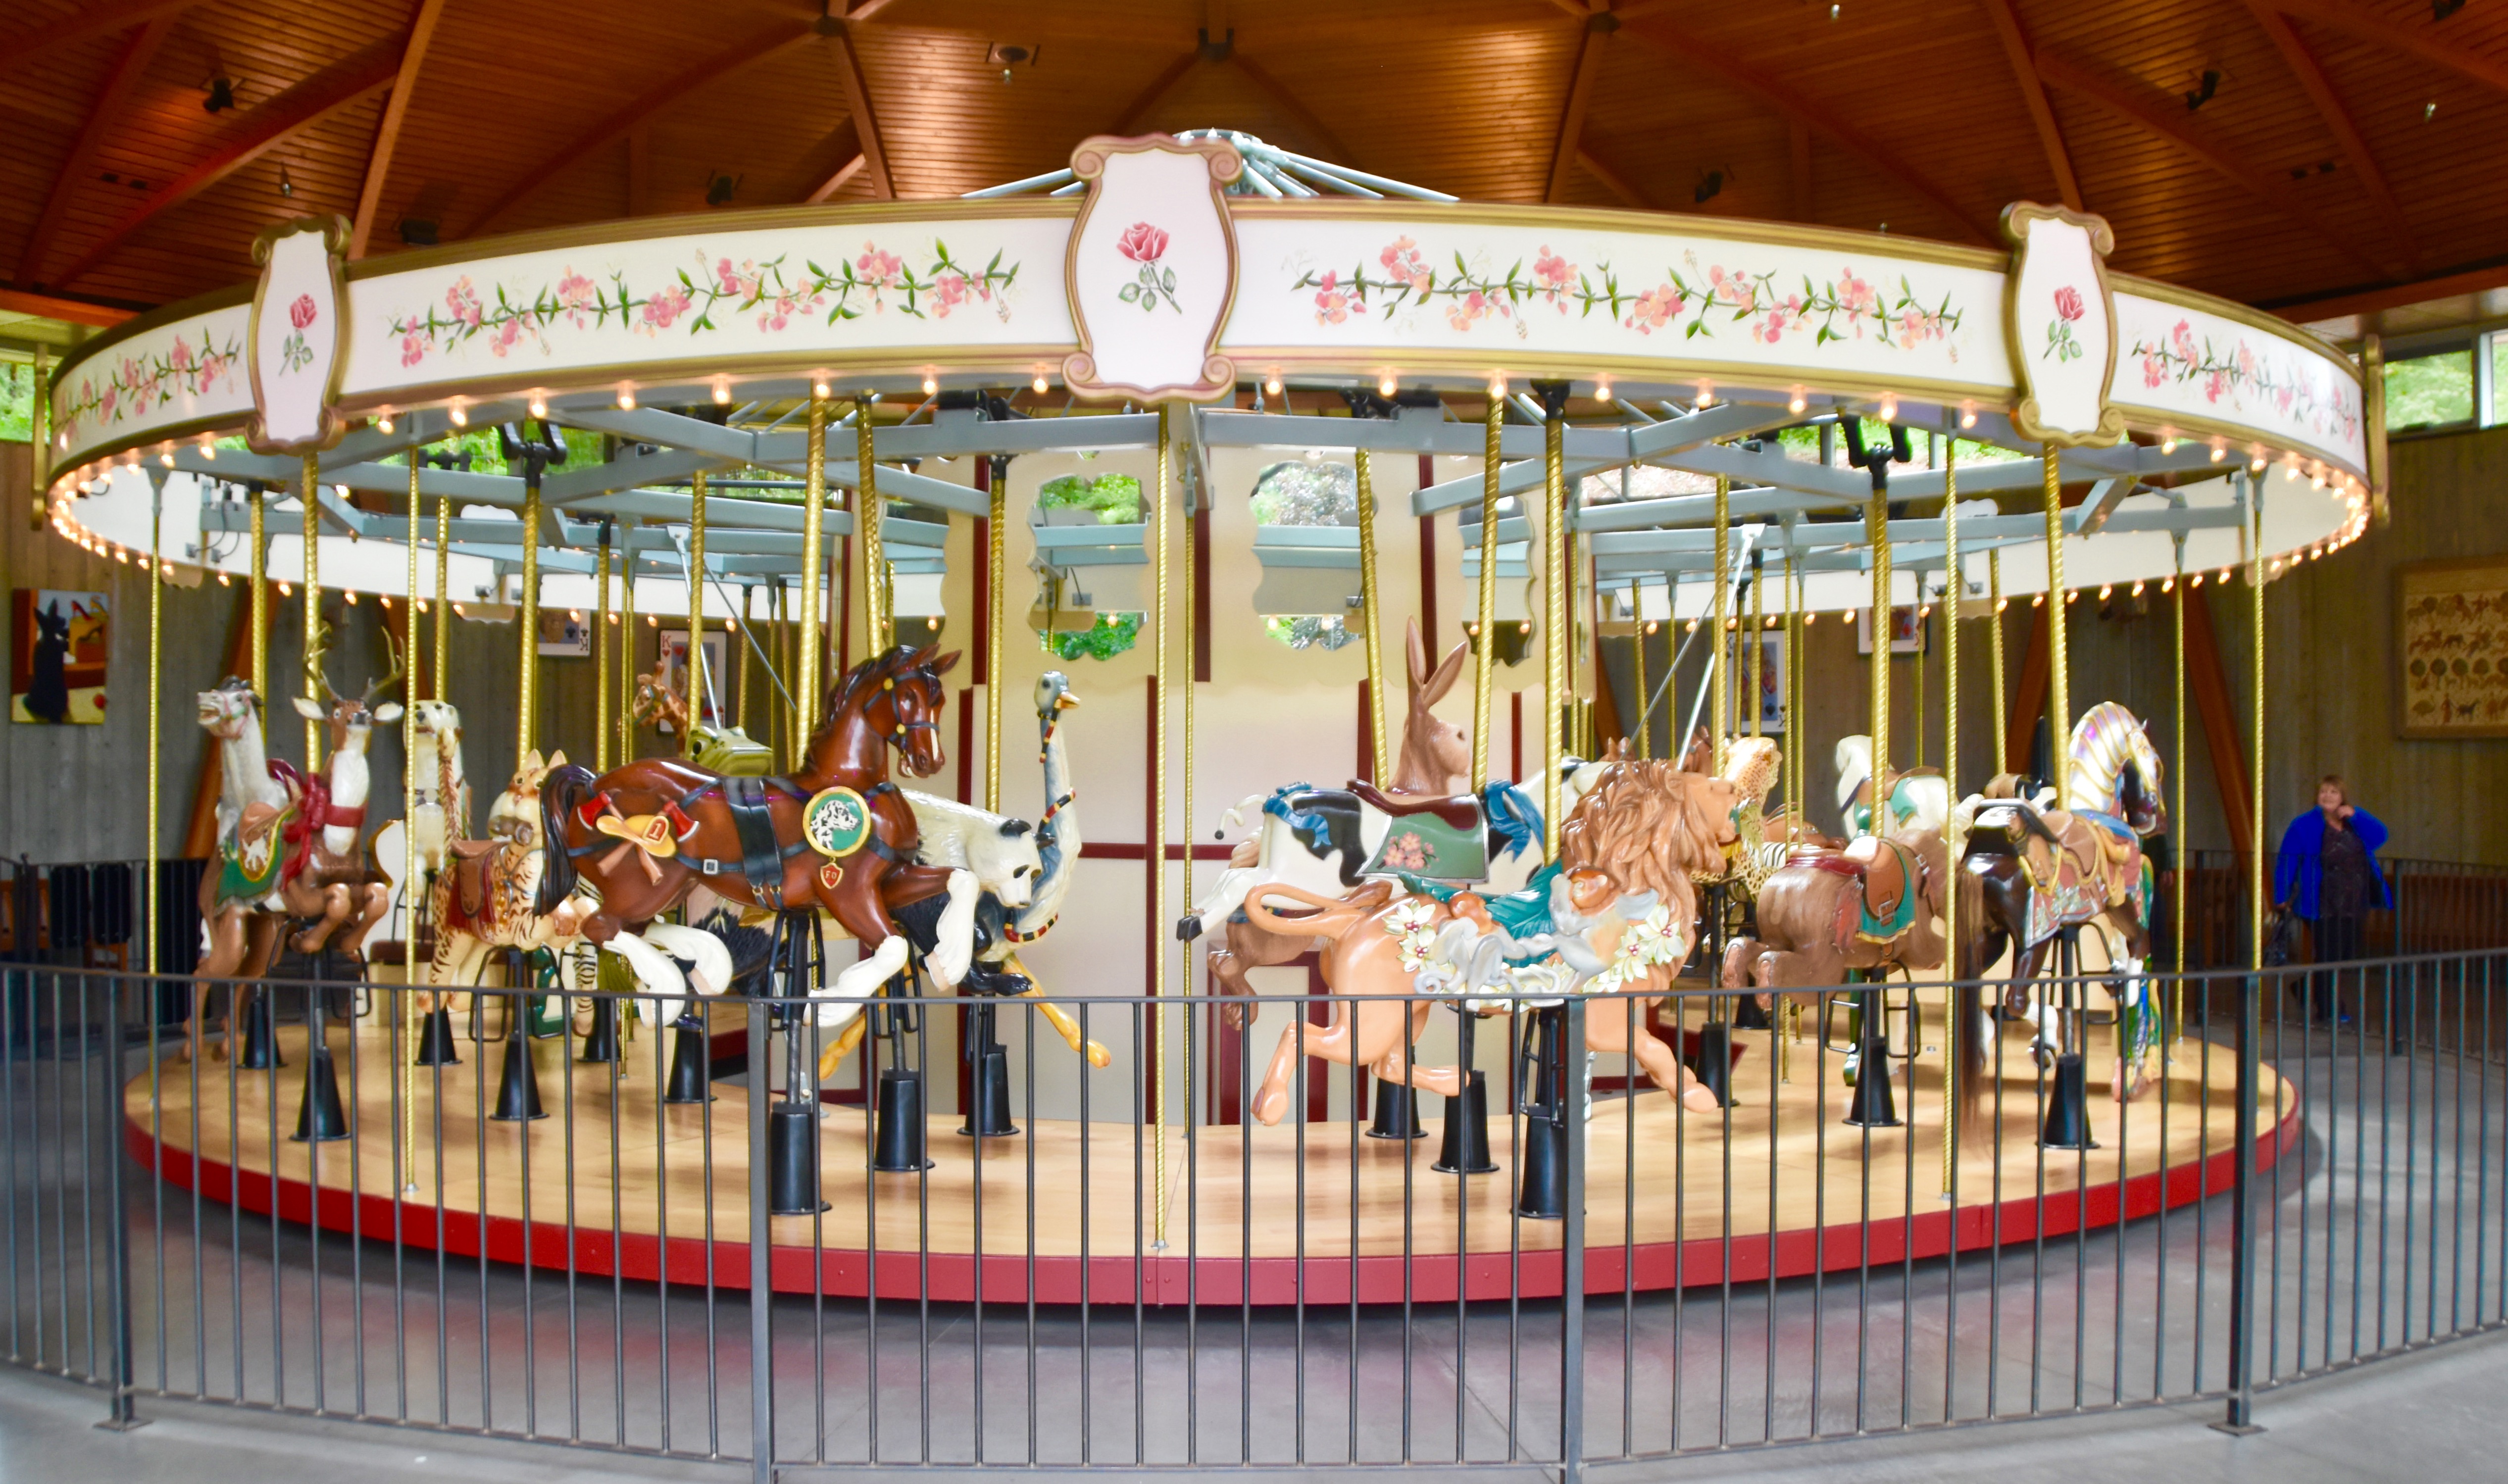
[{"x1": 1390, "y1": 617, "x2": 1472, "y2": 795}]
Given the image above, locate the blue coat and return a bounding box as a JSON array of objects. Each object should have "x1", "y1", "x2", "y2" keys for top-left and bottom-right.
[{"x1": 2274, "y1": 807, "x2": 2390, "y2": 919}]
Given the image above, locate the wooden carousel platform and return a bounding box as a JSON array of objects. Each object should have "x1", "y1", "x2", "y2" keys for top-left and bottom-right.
[{"x1": 124, "y1": 999, "x2": 2294, "y2": 1305}]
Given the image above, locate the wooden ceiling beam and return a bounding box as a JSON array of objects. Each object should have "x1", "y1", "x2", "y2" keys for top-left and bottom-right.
[
  {"x1": 2245, "y1": 0, "x2": 2419, "y2": 273},
  {"x1": 0, "y1": 286, "x2": 137, "y2": 327},
  {"x1": 1111, "y1": 52, "x2": 1202, "y2": 134},
  {"x1": 2034, "y1": 49, "x2": 2404, "y2": 283},
  {"x1": 45, "y1": 40, "x2": 402, "y2": 291},
  {"x1": 825, "y1": 19, "x2": 893, "y2": 200},
  {"x1": 348, "y1": 0, "x2": 447, "y2": 259},
  {"x1": 0, "y1": 0, "x2": 194, "y2": 77},
  {"x1": 1976, "y1": 0, "x2": 2083, "y2": 211},
  {"x1": 15, "y1": 15, "x2": 179, "y2": 288},
  {"x1": 1617, "y1": 15, "x2": 1997, "y2": 243},
  {"x1": 1574, "y1": 144, "x2": 1653, "y2": 210},
  {"x1": 1545, "y1": 8, "x2": 1611, "y2": 204},
  {"x1": 466, "y1": 18, "x2": 820, "y2": 236},
  {"x1": 2265, "y1": 0, "x2": 2508, "y2": 97},
  {"x1": 1229, "y1": 52, "x2": 1357, "y2": 166}
]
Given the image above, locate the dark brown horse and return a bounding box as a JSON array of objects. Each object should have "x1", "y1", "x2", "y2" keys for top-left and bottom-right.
[{"x1": 537, "y1": 644, "x2": 991, "y2": 1024}]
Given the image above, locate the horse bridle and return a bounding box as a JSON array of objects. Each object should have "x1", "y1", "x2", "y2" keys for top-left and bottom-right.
[{"x1": 873, "y1": 669, "x2": 944, "y2": 752}]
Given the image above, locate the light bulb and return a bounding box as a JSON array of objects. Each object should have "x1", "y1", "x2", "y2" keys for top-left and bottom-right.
[
  {"x1": 1263, "y1": 370, "x2": 1282, "y2": 396},
  {"x1": 713, "y1": 379, "x2": 732, "y2": 404},
  {"x1": 1377, "y1": 372, "x2": 1398, "y2": 396},
  {"x1": 416, "y1": 599, "x2": 428, "y2": 613},
  {"x1": 2098, "y1": 584, "x2": 2112, "y2": 600},
  {"x1": 528, "y1": 395, "x2": 548, "y2": 417},
  {"x1": 2209, "y1": 441, "x2": 2225, "y2": 462},
  {"x1": 647, "y1": 614, "x2": 658, "y2": 627},
  {"x1": 279, "y1": 582, "x2": 292, "y2": 596},
  {"x1": 2130, "y1": 580, "x2": 2145, "y2": 596},
  {"x1": 605, "y1": 612, "x2": 617, "y2": 625},
  {"x1": 2031, "y1": 593, "x2": 2044, "y2": 607},
  {"x1": 201, "y1": 439, "x2": 217, "y2": 460},
  {"x1": 812, "y1": 379, "x2": 831, "y2": 398},
  {"x1": 2249, "y1": 451, "x2": 2265, "y2": 473},
  {"x1": 1877, "y1": 393, "x2": 1898, "y2": 422},
  {"x1": 1695, "y1": 382, "x2": 1715, "y2": 407},
  {"x1": 376, "y1": 412, "x2": 395, "y2": 434},
  {"x1": 2160, "y1": 577, "x2": 2173, "y2": 593},
  {"x1": 1592, "y1": 375, "x2": 1611, "y2": 401},
  {"x1": 1034, "y1": 371, "x2": 1051, "y2": 394},
  {"x1": 922, "y1": 372, "x2": 938, "y2": 395},
  {"x1": 1787, "y1": 386, "x2": 1806, "y2": 415},
  {"x1": 725, "y1": 618, "x2": 737, "y2": 632},
  {"x1": 1958, "y1": 401, "x2": 1977, "y2": 429},
  {"x1": 2190, "y1": 573, "x2": 2204, "y2": 588},
  {"x1": 218, "y1": 572, "x2": 231, "y2": 587},
  {"x1": 1804, "y1": 612, "x2": 1818, "y2": 625},
  {"x1": 379, "y1": 595, "x2": 392, "y2": 609},
  {"x1": 449, "y1": 404, "x2": 468, "y2": 427},
  {"x1": 569, "y1": 609, "x2": 583, "y2": 622},
  {"x1": 344, "y1": 590, "x2": 357, "y2": 605},
  {"x1": 616, "y1": 385, "x2": 637, "y2": 409},
  {"x1": 2064, "y1": 589, "x2": 2077, "y2": 603},
  {"x1": 2160, "y1": 432, "x2": 2177, "y2": 454},
  {"x1": 1488, "y1": 374, "x2": 1508, "y2": 398}
]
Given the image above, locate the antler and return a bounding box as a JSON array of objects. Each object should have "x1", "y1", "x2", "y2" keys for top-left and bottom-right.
[
  {"x1": 302, "y1": 620, "x2": 347, "y2": 703},
  {"x1": 364, "y1": 626, "x2": 407, "y2": 704}
]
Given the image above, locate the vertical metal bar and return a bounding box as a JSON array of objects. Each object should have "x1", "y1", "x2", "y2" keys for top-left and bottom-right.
[
  {"x1": 562, "y1": 984, "x2": 580, "y2": 1441},
  {"x1": 1560, "y1": 997, "x2": 1586, "y2": 1484},
  {"x1": 748, "y1": 998, "x2": 772, "y2": 1484},
  {"x1": 102, "y1": 977, "x2": 138, "y2": 1428},
  {"x1": 2220, "y1": 966, "x2": 2261, "y2": 1431}
]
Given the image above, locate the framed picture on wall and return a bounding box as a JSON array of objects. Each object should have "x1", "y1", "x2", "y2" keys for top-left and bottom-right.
[
  {"x1": 536, "y1": 610, "x2": 592, "y2": 656},
  {"x1": 1856, "y1": 604, "x2": 1927, "y2": 655},
  {"x1": 2395, "y1": 554, "x2": 2508, "y2": 739},
  {"x1": 657, "y1": 628, "x2": 730, "y2": 733},
  {"x1": 11, "y1": 589, "x2": 109, "y2": 725},
  {"x1": 1723, "y1": 631, "x2": 1788, "y2": 734}
]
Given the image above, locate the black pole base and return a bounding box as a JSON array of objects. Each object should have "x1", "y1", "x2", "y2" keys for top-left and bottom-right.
[
  {"x1": 236, "y1": 990, "x2": 282, "y2": 1070},
  {"x1": 767, "y1": 1099, "x2": 829, "y2": 1215},
  {"x1": 2040, "y1": 1051, "x2": 2099, "y2": 1150},
  {"x1": 1514, "y1": 1112, "x2": 1569, "y2": 1220},
  {"x1": 1729, "y1": 993, "x2": 1772, "y2": 1031},
  {"x1": 578, "y1": 996, "x2": 621, "y2": 1064},
  {"x1": 289, "y1": 1039, "x2": 351, "y2": 1143},
  {"x1": 663, "y1": 1018, "x2": 714, "y2": 1104},
  {"x1": 1365, "y1": 1077, "x2": 1427, "y2": 1140},
  {"x1": 1843, "y1": 1035, "x2": 1901, "y2": 1127},
  {"x1": 1433, "y1": 1069, "x2": 1498, "y2": 1174},
  {"x1": 413, "y1": 1005, "x2": 460, "y2": 1066},
  {"x1": 489, "y1": 1031, "x2": 547, "y2": 1122},
  {"x1": 958, "y1": 1046, "x2": 1018, "y2": 1138},
  {"x1": 873, "y1": 1068, "x2": 936, "y2": 1172},
  {"x1": 1685, "y1": 1019, "x2": 1735, "y2": 1108}
]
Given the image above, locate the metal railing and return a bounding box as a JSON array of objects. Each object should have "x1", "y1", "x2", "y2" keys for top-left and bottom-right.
[{"x1": 4, "y1": 938, "x2": 2507, "y2": 1478}]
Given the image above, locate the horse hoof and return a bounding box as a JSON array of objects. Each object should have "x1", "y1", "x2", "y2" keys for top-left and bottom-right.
[
  {"x1": 1249, "y1": 1088, "x2": 1289, "y2": 1126},
  {"x1": 1174, "y1": 915, "x2": 1203, "y2": 942}
]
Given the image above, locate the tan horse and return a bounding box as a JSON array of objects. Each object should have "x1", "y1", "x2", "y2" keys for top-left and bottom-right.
[{"x1": 1237, "y1": 881, "x2": 1462, "y2": 1126}]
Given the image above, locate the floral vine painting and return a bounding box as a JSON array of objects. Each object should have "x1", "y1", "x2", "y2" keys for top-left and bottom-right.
[
  {"x1": 2127, "y1": 317, "x2": 2360, "y2": 444},
  {"x1": 1291, "y1": 238, "x2": 1963, "y2": 354},
  {"x1": 385, "y1": 239, "x2": 1021, "y2": 366},
  {"x1": 1114, "y1": 222, "x2": 1179, "y2": 313},
  {"x1": 53, "y1": 325, "x2": 243, "y2": 447}
]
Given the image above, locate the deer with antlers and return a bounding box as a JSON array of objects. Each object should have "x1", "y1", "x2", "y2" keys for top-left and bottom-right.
[{"x1": 276, "y1": 625, "x2": 402, "y2": 959}]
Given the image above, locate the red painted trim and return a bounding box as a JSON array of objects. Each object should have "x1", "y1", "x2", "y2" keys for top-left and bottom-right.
[
  {"x1": 127, "y1": 1098, "x2": 2297, "y2": 1308},
  {"x1": 1358, "y1": 680, "x2": 1374, "y2": 784},
  {"x1": 1080, "y1": 842, "x2": 1235, "y2": 861},
  {"x1": 954, "y1": 686, "x2": 973, "y2": 805},
  {"x1": 1417, "y1": 458, "x2": 1438, "y2": 650},
  {"x1": 1192, "y1": 505, "x2": 1211, "y2": 683},
  {"x1": 1510, "y1": 689, "x2": 1523, "y2": 784}
]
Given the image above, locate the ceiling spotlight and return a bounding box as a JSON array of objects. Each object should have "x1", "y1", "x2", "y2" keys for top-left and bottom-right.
[
  {"x1": 217, "y1": 572, "x2": 232, "y2": 587},
  {"x1": 2249, "y1": 450, "x2": 2266, "y2": 473},
  {"x1": 1262, "y1": 369, "x2": 1282, "y2": 396},
  {"x1": 2098, "y1": 584, "x2": 2112, "y2": 601},
  {"x1": 2130, "y1": 580, "x2": 2145, "y2": 596},
  {"x1": 704, "y1": 171, "x2": 742, "y2": 207},
  {"x1": 397, "y1": 218, "x2": 439, "y2": 247},
  {"x1": 343, "y1": 589, "x2": 357, "y2": 605},
  {"x1": 278, "y1": 582, "x2": 292, "y2": 596},
  {"x1": 1788, "y1": 386, "x2": 1807, "y2": 415},
  {"x1": 277, "y1": 163, "x2": 294, "y2": 198},
  {"x1": 2184, "y1": 68, "x2": 2221, "y2": 112},
  {"x1": 203, "y1": 76, "x2": 238, "y2": 113},
  {"x1": 2160, "y1": 576, "x2": 2173, "y2": 593},
  {"x1": 1693, "y1": 168, "x2": 1726, "y2": 205},
  {"x1": 157, "y1": 448, "x2": 173, "y2": 468},
  {"x1": 1488, "y1": 373, "x2": 1508, "y2": 398},
  {"x1": 1593, "y1": 375, "x2": 1611, "y2": 400}
]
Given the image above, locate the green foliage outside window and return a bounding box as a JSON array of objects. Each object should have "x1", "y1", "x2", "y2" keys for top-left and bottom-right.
[
  {"x1": 2384, "y1": 351, "x2": 2472, "y2": 431},
  {"x1": 1050, "y1": 610, "x2": 1141, "y2": 661},
  {"x1": 1038, "y1": 473, "x2": 1143, "y2": 523}
]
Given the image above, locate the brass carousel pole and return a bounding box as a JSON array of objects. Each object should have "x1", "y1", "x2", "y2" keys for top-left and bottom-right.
[
  {"x1": 302, "y1": 453, "x2": 323, "y2": 770},
  {"x1": 856, "y1": 397, "x2": 888, "y2": 656},
  {"x1": 1941, "y1": 438, "x2": 1960, "y2": 1196},
  {"x1": 800, "y1": 394, "x2": 828, "y2": 750},
  {"x1": 2172, "y1": 543, "x2": 2189, "y2": 1046},
  {"x1": 1712, "y1": 473, "x2": 1730, "y2": 775},
  {"x1": 595, "y1": 528, "x2": 612, "y2": 773},
  {"x1": 1355, "y1": 447, "x2": 1388, "y2": 777},
  {"x1": 1630, "y1": 579, "x2": 1649, "y2": 759},
  {"x1": 146, "y1": 462, "x2": 162, "y2": 1111},
  {"x1": 986, "y1": 458, "x2": 1006, "y2": 811},
  {"x1": 403, "y1": 453, "x2": 423, "y2": 1192},
  {"x1": 1749, "y1": 552, "x2": 1764, "y2": 741},
  {"x1": 2248, "y1": 476, "x2": 2266, "y2": 974},
  {"x1": 433, "y1": 495, "x2": 449, "y2": 711},
  {"x1": 250, "y1": 481, "x2": 269, "y2": 724},
  {"x1": 1151, "y1": 403, "x2": 1174, "y2": 1247},
  {"x1": 1988, "y1": 551, "x2": 2007, "y2": 775},
  {"x1": 2040, "y1": 445, "x2": 2069, "y2": 803},
  {"x1": 1542, "y1": 395, "x2": 1567, "y2": 858},
  {"x1": 516, "y1": 480, "x2": 541, "y2": 761},
  {"x1": 619, "y1": 549, "x2": 638, "y2": 763},
  {"x1": 1866, "y1": 478, "x2": 1891, "y2": 835},
  {"x1": 1471, "y1": 391, "x2": 1502, "y2": 790},
  {"x1": 686, "y1": 471, "x2": 708, "y2": 757}
]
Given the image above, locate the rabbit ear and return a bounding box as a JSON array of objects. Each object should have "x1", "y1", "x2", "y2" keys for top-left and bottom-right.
[
  {"x1": 1405, "y1": 616, "x2": 1429, "y2": 689},
  {"x1": 1424, "y1": 636, "x2": 1468, "y2": 706}
]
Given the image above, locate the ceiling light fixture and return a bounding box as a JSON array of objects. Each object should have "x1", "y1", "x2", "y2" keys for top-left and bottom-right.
[
  {"x1": 277, "y1": 163, "x2": 294, "y2": 198},
  {"x1": 203, "y1": 76, "x2": 238, "y2": 113}
]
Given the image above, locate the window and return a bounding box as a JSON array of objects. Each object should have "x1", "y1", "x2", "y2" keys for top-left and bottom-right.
[
  {"x1": 2384, "y1": 347, "x2": 2474, "y2": 433},
  {"x1": 2484, "y1": 329, "x2": 2508, "y2": 428}
]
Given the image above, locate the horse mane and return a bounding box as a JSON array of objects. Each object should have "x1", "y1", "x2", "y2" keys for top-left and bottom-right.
[
  {"x1": 1559, "y1": 761, "x2": 1725, "y2": 903},
  {"x1": 2065, "y1": 701, "x2": 2155, "y2": 815}
]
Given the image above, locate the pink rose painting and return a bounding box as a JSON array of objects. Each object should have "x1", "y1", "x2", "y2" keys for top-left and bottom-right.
[
  {"x1": 278, "y1": 292, "x2": 319, "y2": 372},
  {"x1": 1115, "y1": 220, "x2": 1180, "y2": 313},
  {"x1": 2043, "y1": 284, "x2": 2087, "y2": 363}
]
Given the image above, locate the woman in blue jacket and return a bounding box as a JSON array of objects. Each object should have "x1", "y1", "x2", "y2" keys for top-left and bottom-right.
[{"x1": 2274, "y1": 774, "x2": 2389, "y2": 1024}]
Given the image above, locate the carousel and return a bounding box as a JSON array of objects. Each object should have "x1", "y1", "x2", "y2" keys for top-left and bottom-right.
[{"x1": 41, "y1": 131, "x2": 2354, "y2": 1302}]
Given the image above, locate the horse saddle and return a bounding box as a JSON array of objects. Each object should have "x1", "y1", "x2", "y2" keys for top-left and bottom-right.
[
  {"x1": 1347, "y1": 779, "x2": 1481, "y2": 834},
  {"x1": 1841, "y1": 836, "x2": 1910, "y2": 926},
  {"x1": 1788, "y1": 839, "x2": 1917, "y2": 949},
  {"x1": 445, "y1": 843, "x2": 502, "y2": 927}
]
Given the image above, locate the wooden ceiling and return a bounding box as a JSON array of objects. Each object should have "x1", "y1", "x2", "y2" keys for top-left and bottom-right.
[{"x1": 4, "y1": 0, "x2": 2506, "y2": 325}]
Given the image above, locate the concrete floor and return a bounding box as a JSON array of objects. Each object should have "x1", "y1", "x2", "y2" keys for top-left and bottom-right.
[{"x1": 6, "y1": 1004, "x2": 2505, "y2": 1475}]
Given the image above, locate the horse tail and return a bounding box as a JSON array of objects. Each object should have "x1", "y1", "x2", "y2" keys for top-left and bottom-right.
[
  {"x1": 536, "y1": 763, "x2": 596, "y2": 916},
  {"x1": 1954, "y1": 851, "x2": 1988, "y2": 985},
  {"x1": 1239, "y1": 881, "x2": 1378, "y2": 942},
  {"x1": 1215, "y1": 792, "x2": 1267, "y2": 837}
]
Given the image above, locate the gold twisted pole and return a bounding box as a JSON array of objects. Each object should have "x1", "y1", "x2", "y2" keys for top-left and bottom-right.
[
  {"x1": 517, "y1": 481, "x2": 541, "y2": 759},
  {"x1": 1866, "y1": 482, "x2": 1890, "y2": 836},
  {"x1": 857, "y1": 396, "x2": 888, "y2": 657},
  {"x1": 2041, "y1": 445, "x2": 2068, "y2": 803},
  {"x1": 1941, "y1": 439, "x2": 1959, "y2": 1196},
  {"x1": 1177, "y1": 424, "x2": 1199, "y2": 1240},
  {"x1": 1472, "y1": 392, "x2": 1502, "y2": 789},
  {"x1": 595, "y1": 530, "x2": 612, "y2": 772},
  {"x1": 1355, "y1": 447, "x2": 1388, "y2": 778},
  {"x1": 2248, "y1": 475, "x2": 2266, "y2": 973},
  {"x1": 1151, "y1": 403, "x2": 1173, "y2": 1246},
  {"x1": 432, "y1": 496, "x2": 448, "y2": 701},
  {"x1": 302, "y1": 453, "x2": 323, "y2": 769},
  {"x1": 1631, "y1": 580, "x2": 1650, "y2": 759},
  {"x1": 1712, "y1": 472, "x2": 1730, "y2": 774},
  {"x1": 403, "y1": 452, "x2": 422, "y2": 1193},
  {"x1": 686, "y1": 471, "x2": 707, "y2": 757},
  {"x1": 800, "y1": 394, "x2": 828, "y2": 730},
  {"x1": 146, "y1": 463, "x2": 162, "y2": 1111},
  {"x1": 619, "y1": 554, "x2": 638, "y2": 761},
  {"x1": 250, "y1": 478, "x2": 269, "y2": 726},
  {"x1": 986, "y1": 460, "x2": 1005, "y2": 811},
  {"x1": 2172, "y1": 547, "x2": 2188, "y2": 1045},
  {"x1": 1988, "y1": 550, "x2": 2007, "y2": 775},
  {"x1": 1542, "y1": 395, "x2": 1566, "y2": 861},
  {"x1": 1749, "y1": 554, "x2": 1764, "y2": 740},
  {"x1": 26, "y1": 353, "x2": 45, "y2": 532}
]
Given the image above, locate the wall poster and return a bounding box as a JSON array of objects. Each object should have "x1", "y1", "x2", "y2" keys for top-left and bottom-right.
[
  {"x1": 11, "y1": 589, "x2": 109, "y2": 724},
  {"x1": 2396, "y1": 555, "x2": 2508, "y2": 739}
]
